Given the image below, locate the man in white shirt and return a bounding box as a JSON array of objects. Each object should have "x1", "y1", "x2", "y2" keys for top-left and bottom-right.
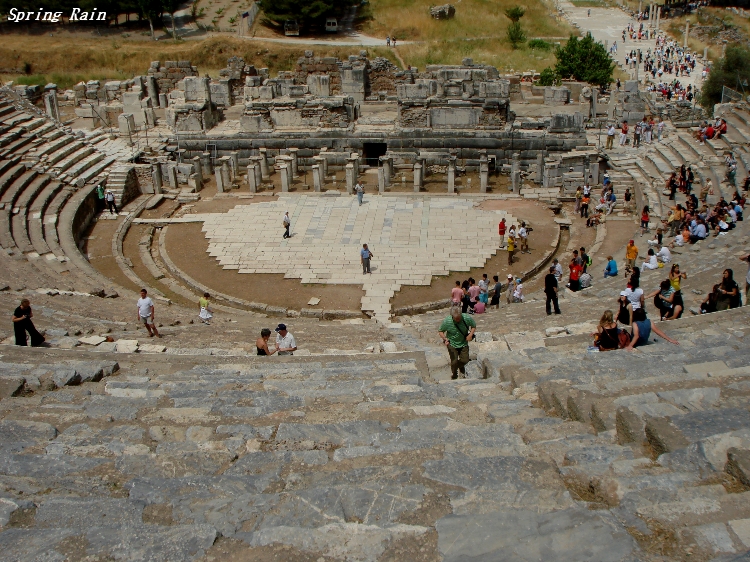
[
  {"x1": 553, "y1": 258, "x2": 563, "y2": 281},
  {"x1": 518, "y1": 223, "x2": 529, "y2": 254},
  {"x1": 656, "y1": 245, "x2": 671, "y2": 263},
  {"x1": 606, "y1": 124, "x2": 616, "y2": 149},
  {"x1": 136, "y1": 289, "x2": 160, "y2": 338},
  {"x1": 282, "y1": 212, "x2": 291, "y2": 239},
  {"x1": 275, "y1": 323, "x2": 297, "y2": 356}
]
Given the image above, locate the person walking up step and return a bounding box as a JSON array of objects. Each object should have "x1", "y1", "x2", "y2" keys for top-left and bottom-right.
[{"x1": 438, "y1": 307, "x2": 476, "y2": 380}]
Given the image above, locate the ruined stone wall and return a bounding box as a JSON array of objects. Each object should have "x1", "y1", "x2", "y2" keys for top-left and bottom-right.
[
  {"x1": 241, "y1": 96, "x2": 355, "y2": 131},
  {"x1": 218, "y1": 56, "x2": 261, "y2": 106},
  {"x1": 147, "y1": 61, "x2": 199, "y2": 96}
]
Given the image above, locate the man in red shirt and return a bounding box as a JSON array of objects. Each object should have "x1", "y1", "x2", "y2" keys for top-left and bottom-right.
[
  {"x1": 498, "y1": 218, "x2": 507, "y2": 248},
  {"x1": 569, "y1": 259, "x2": 583, "y2": 292},
  {"x1": 619, "y1": 121, "x2": 628, "y2": 146}
]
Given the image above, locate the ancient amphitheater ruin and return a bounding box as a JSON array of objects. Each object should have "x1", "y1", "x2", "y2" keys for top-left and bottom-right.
[{"x1": 1, "y1": 3, "x2": 750, "y2": 560}]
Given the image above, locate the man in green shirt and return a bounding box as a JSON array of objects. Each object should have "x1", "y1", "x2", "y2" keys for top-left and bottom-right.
[
  {"x1": 438, "y1": 307, "x2": 476, "y2": 379},
  {"x1": 95, "y1": 184, "x2": 105, "y2": 212}
]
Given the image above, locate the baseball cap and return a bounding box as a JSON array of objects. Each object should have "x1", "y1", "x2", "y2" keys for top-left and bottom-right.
[
  {"x1": 507, "y1": 274, "x2": 513, "y2": 279},
  {"x1": 275, "y1": 324, "x2": 287, "y2": 332},
  {"x1": 629, "y1": 240, "x2": 634, "y2": 244},
  {"x1": 620, "y1": 291, "x2": 628, "y2": 296}
]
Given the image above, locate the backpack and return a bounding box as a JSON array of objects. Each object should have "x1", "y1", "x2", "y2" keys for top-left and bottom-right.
[
  {"x1": 618, "y1": 330, "x2": 631, "y2": 349},
  {"x1": 586, "y1": 255, "x2": 593, "y2": 267}
]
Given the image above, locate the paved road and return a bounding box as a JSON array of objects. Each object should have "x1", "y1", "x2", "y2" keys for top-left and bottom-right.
[{"x1": 559, "y1": 0, "x2": 704, "y2": 93}]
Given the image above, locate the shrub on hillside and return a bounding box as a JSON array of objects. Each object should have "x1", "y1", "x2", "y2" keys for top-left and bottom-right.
[
  {"x1": 700, "y1": 45, "x2": 750, "y2": 110},
  {"x1": 528, "y1": 39, "x2": 552, "y2": 50}
]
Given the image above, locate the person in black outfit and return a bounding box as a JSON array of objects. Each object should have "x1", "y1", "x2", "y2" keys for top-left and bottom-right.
[
  {"x1": 12, "y1": 299, "x2": 44, "y2": 347},
  {"x1": 256, "y1": 328, "x2": 277, "y2": 356},
  {"x1": 544, "y1": 266, "x2": 561, "y2": 315}
]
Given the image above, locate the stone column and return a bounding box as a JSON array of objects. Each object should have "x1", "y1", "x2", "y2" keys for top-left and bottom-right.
[
  {"x1": 704, "y1": 46, "x2": 709, "y2": 60},
  {"x1": 479, "y1": 155, "x2": 489, "y2": 193},
  {"x1": 345, "y1": 163, "x2": 355, "y2": 195},
  {"x1": 312, "y1": 165, "x2": 322, "y2": 192},
  {"x1": 536, "y1": 152, "x2": 545, "y2": 185},
  {"x1": 684, "y1": 21, "x2": 689, "y2": 48},
  {"x1": 192, "y1": 156, "x2": 203, "y2": 191},
  {"x1": 638, "y1": 0, "x2": 642, "y2": 14},
  {"x1": 215, "y1": 168, "x2": 225, "y2": 193},
  {"x1": 289, "y1": 148, "x2": 299, "y2": 178},
  {"x1": 511, "y1": 152, "x2": 520, "y2": 177},
  {"x1": 152, "y1": 164, "x2": 163, "y2": 194},
  {"x1": 591, "y1": 88, "x2": 597, "y2": 119},
  {"x1": 413, "y1": 163, "x2": 423, "y2": 192},
  {"x1": 511, "y1": 170, "x2": 520, "y2": 192},
  {"x1": 168, "y1": 166, "x2": 178, "y2": 189},
  {"x1": 590, "y1": 160, "x2": 600, "y2": 186},
  {"x1": 280, "y1": 164, "x2": 289, "y2": 192},
  {"x1": 656, "y1": 7, "x2": 660, "y2": 31},
  {"x1": 320, "y1": 155, "x2": 329, "y2": 179},
  {"x1": 417, "y1": 156, "x2": 427, "y2": 184},
  {"x1": 229, "y1": 152, "x2": 239, "y2": 179},
  {"x1": 383, "y1": 157, "x2": 392, "y2": 187},
  {"x1": 158, "y1": 93, "x2": 167, "y2": 109},
  {"x1": 254, "y1": 161, "x2": 262, "y2": 187},
  {"x1": 317, "y1": 164, "x2": 326, "y2": 191},
  {"x1": 220, "y1": 162, "x2": 232, "y2": 190},
  {"x1": 259, "y1": 148, "x2": 270, "y2": 180},
  {"x1": 378, "y1": 168, "x2": 385, "y2": 193},
  {"x1": 584, "y1": 155, "x2": 591, "y2": 184},
  {"x1": 247, "y1": 164, "x2": 257, "y2": 193},
  {"x1": 447, "y1": 161, "x2": 455, "y2": 193},
  {"x1": 201, "y1": 152, "x2": 213, "y2": 175}
]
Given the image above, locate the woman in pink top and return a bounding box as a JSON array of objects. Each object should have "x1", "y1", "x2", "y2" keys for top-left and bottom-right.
[
  {"x1": 467, "y1": 278, "x2": 481, "y2": 312},
  {"x1": 451, "y1": 281, "x2": 464, "y2": 304}
]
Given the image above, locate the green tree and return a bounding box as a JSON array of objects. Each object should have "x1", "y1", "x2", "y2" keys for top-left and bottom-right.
[
  {"x1": 700, "y1": 45, "x2": 750, "y2": 110},
  {"x1": 504, "y1": 6, "x2": 525, "y2": 22},
  {"x1": 136, "y1": 0, "x2": 163, "y2": 38},
  {"x1": 259, "y1": 0, "x2": 357, "y2": 28},
  {"x1": 506, "y1": 21, "x2": 526, "y2": 49},
  {"x1": 553, "y1": 33, "x2": 614, "y2": 88},
  {"x1": 163, "y1": 0, "x2": 179, "y2": 37},
  {"x1": 504, "y1": 5, "x2": 526, "y2": 49},
  {"x1": 538, "y1": 66, "x2": 560, "y2": 86}
]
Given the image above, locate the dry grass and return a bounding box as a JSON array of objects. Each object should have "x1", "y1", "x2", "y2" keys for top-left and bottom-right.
[
  {"x1": 398, "y1": 38, "x2": 558, "y2": 73},
  {"x1": 361, "y1": 0, "x2": 573, "y2": 41},
  {"x1": 665, "y1": 8, "x2": 750, "y2": 61},
  {"x1": 0, "y1": 34, "x2": 398, "y2": 89}
]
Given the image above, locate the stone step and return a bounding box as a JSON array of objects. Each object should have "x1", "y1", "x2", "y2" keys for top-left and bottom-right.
[{"x1": 11, "y1": 174, "x2": 51, "y2": 253}]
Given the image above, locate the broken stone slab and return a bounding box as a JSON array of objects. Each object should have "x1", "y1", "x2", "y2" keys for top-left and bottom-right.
[
  {"x1": 44, "y1": 328, "x2": 69, "y2": 337},
  {"x1": 379, "y1": 342, "x2": 397, "y2": 353},
  {"x1": 307, "y1": 297, "x2": 321, "y2": 306},
  {"x1": 0, "y1": 419, "x2": 58, "y2": 443},
  {"x1": 504, "y1": 331, "x2": 545, "y2": 351},
  {"x1": 473, "y1": 331, "x2": 493, "y2": 343},
  {"x1": 410, "y1": 405, "x2": 457, "y2": 415},
  {"x1": 545, "y1": 326, "x2": 569, "y2": 337},
  {"x1": 464, "y1": 360, "x2": 485, "y2": 379},
  {"x1": 52, "y1": 368, "x2": 81, "y2": 387},
  {"x1": 139, "y1": 344, "x2": 166, "y2": 353},
  {"x1": 78, "y1": 335, "x2": 106, "y2": 346},
  {"x1": 115, "y1": 340, "x2": 139, "y2": 353},
  {"x1": 435, "y1": 507, "x2": 637, "y2": 561},
  {"x1": 0, "y1": 375, "x2": 25, "y2": 399}
]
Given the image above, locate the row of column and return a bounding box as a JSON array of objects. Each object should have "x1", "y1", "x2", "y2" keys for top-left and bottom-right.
[{"x1": 159, "y1": 149, "x2": 545, "y2": 195}]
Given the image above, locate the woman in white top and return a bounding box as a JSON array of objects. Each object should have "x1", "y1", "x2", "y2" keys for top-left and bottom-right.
[
  {"x1": 640, "y1": 249, "x2": 659, "y2": 271},
  {"x1": 512, "y1": 278, "x2": 524, "y2": 303}
]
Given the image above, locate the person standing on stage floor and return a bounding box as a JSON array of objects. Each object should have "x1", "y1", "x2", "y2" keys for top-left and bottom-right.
[
  {"x1": 12, "y1": 298, "x2": 44, "y2": 347},
  {"x1": 137, "y1": 289, "x2": 161, "y2": 338},
  {"x1": 355, "y1": 181, "x2": 365, "y2": 206},
  {"x1": 275, "y1": 323, "x2": 297, "y2": 355},
  {"x1": 498, "y1": 218, "x2": 506, "y2": 248},
  {"x1": 105, "y1": 190, "x2": 118, "y2": 214},
  {"x1": 361, "y1": 243, "x2": 373, "y2": 274},
  {"x1": 282, "y1": 211, "x2": 291, "y2": 239},
  {"x1": 95, "y1": 184, "x2": 105, "y2": 212},
  {"x1": 438, "y1": 306, "x2": 476, "y2": 379},
  {"x1": 606, "y1": 123, "x2": 616, "y2": 150},
  {"x1": 507, "y1": 229, "x2": 516, "y2": 265},
  {"x1": 489, "y1": 275, "x2": 501, "y2": 310},
  {"x1": 545, "y1": 266, "x2": 561, "y2": 315}
]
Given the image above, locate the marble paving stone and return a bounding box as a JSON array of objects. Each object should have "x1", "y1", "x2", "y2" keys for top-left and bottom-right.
[{"x1": 199, "y1": 196, "x2": 515, "y2": 320}]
